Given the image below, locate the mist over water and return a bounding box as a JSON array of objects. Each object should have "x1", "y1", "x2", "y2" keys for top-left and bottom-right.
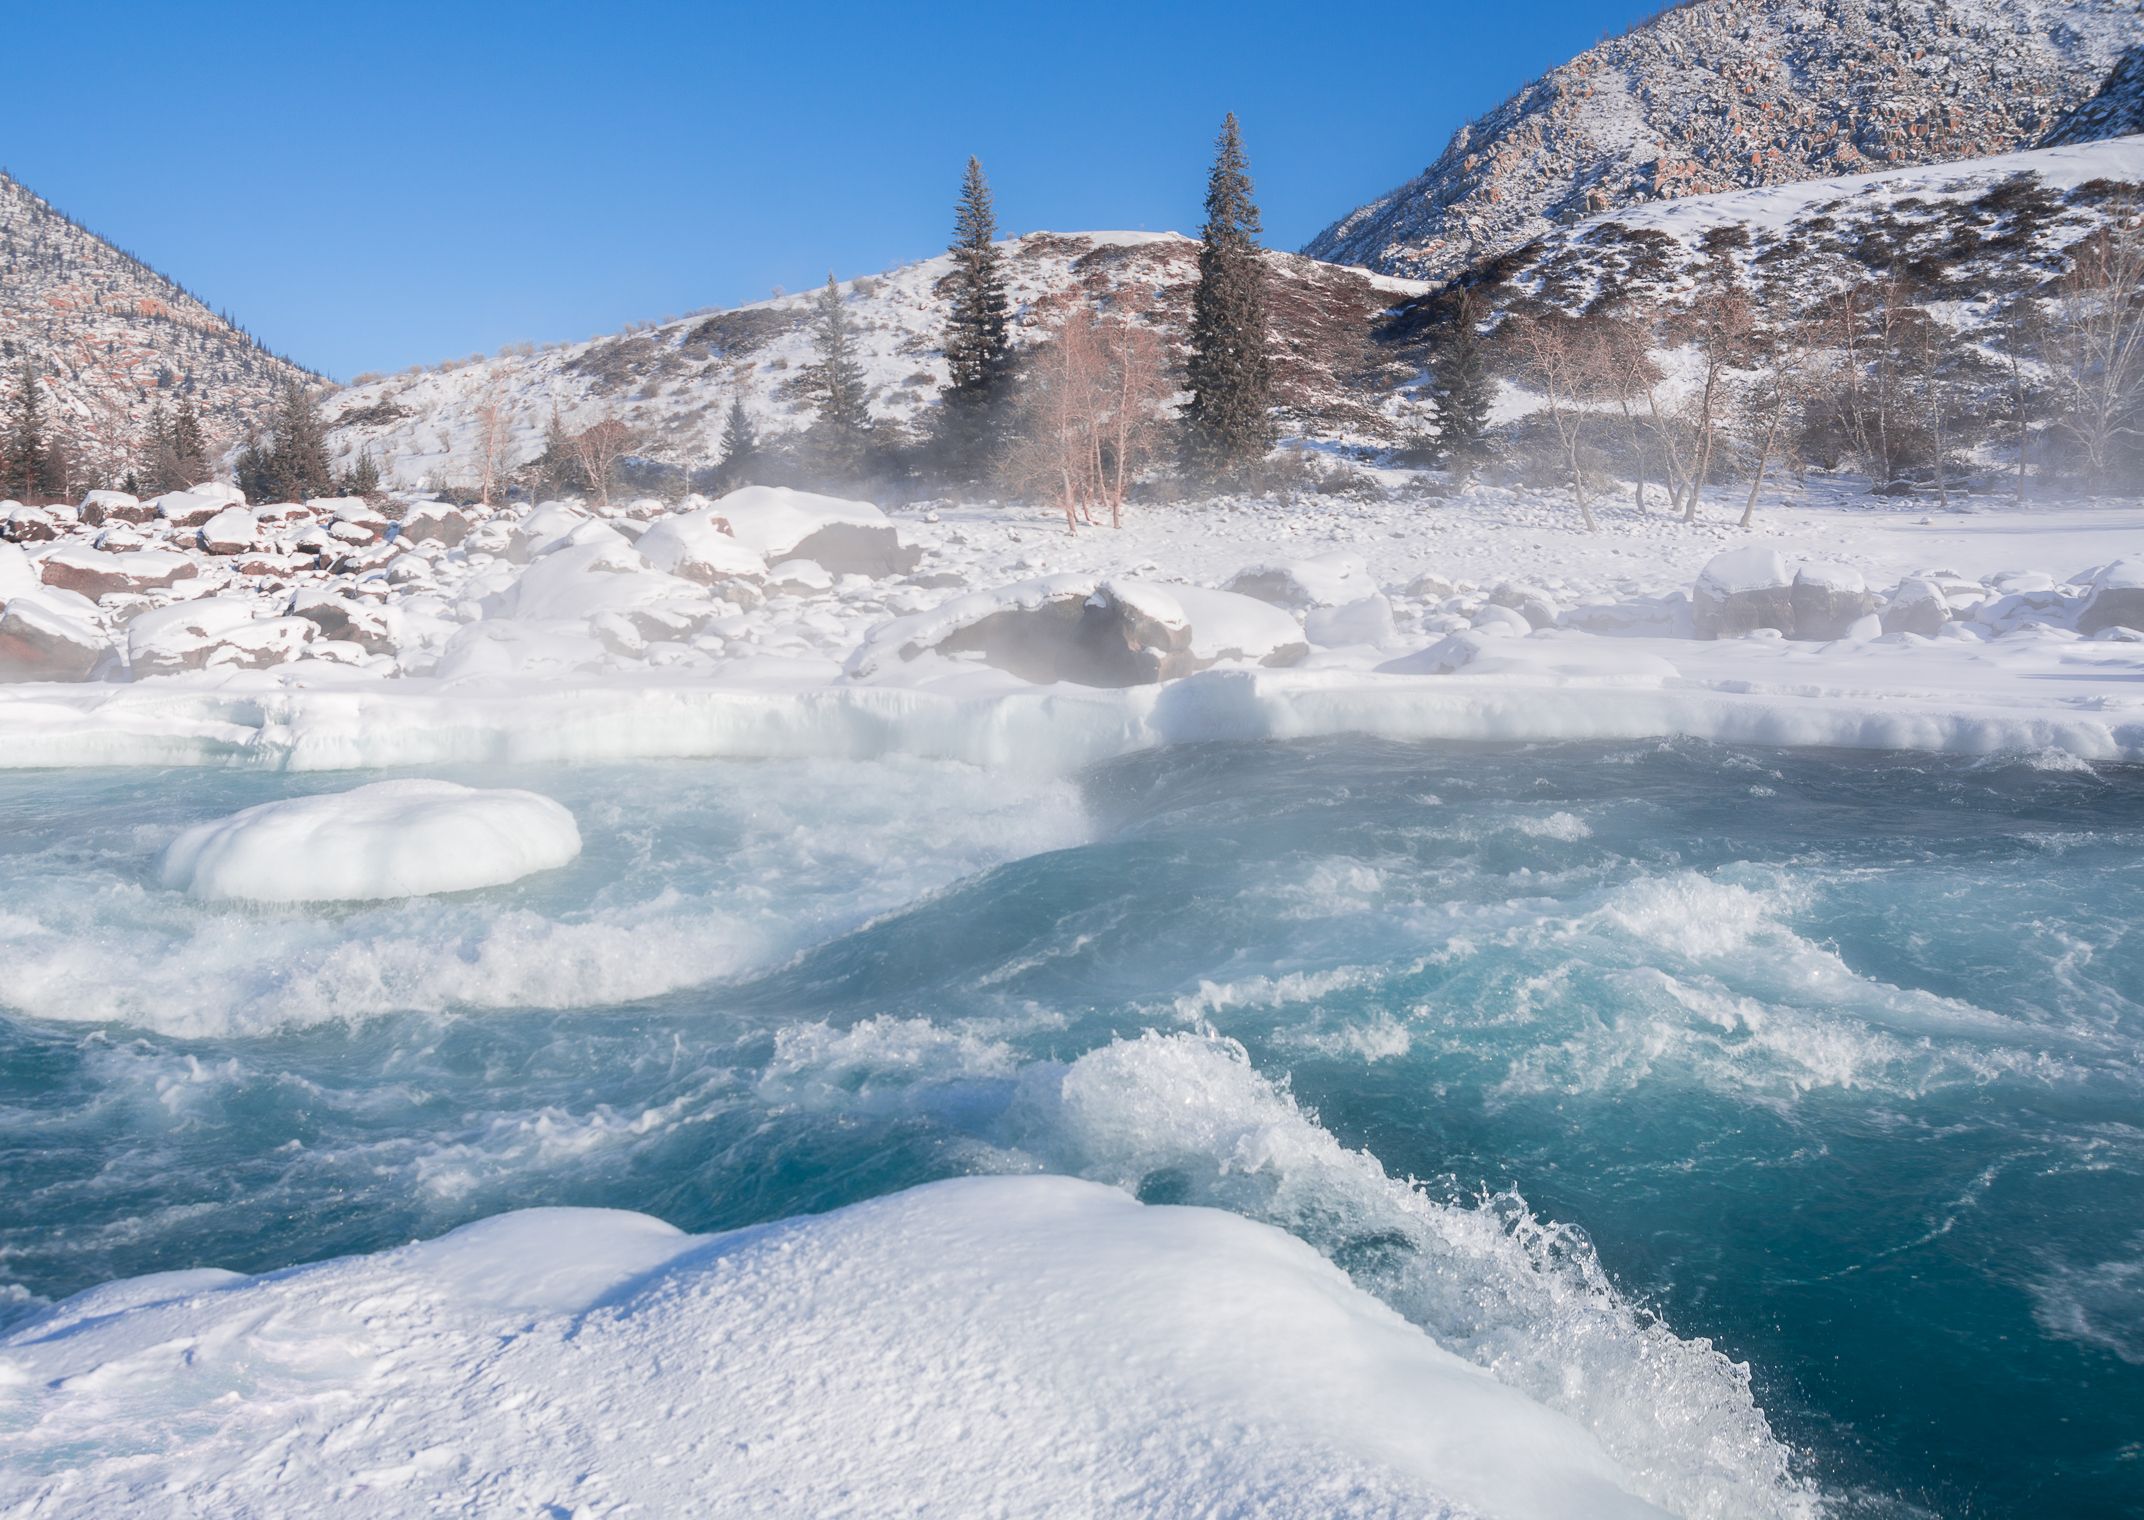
[{"x1": 1, "y1": 739, "x2": 2138, "y2": 1518}]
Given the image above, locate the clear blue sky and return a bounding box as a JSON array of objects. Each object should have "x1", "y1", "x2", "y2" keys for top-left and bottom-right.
[{"x1": 9, "y1": 0, "x2": 1653, "y2": 380}]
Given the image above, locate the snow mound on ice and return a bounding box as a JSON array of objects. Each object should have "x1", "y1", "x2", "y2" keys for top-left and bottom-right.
[
  {"x1": 0, "y1": 1176, "x2": 1667, "y2": 1519},
  {"x1": 159, "y1": 779, "x2": 581, "y2": 902}
]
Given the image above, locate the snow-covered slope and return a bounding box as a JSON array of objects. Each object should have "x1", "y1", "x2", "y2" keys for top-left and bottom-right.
[
  {"x1": 2045, "y1": 42, "x2": 2144, "y2": 145},
  {"x1": 322, "y1": 232, "x2": 1428, "y2": 490},
  {"x1": 1306, "y1": 0, "x2": 2137, "y2": 285},
  {"x1": 0, "y1": 171, "x2": 315, "y2": 484}
]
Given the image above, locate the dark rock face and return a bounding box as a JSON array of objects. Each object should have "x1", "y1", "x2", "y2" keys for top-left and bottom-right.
[
  {"x1": 931, "y1": 591, "x2": 1200, "y2": 687},
  {"x1": 397, "y1": 504, "x2": 469, "y2": 548},
  {"x1": 1694, "y1": 583, "x2": 1795, "y2": 638},
  {"x1": 287, "y1": 589, "x2": 396, "y2": 652},
  {"x1": 2080, "y1": 586, "x2": 2144, "y2": 635},
  {"x1": 782, "y1": 524, "x2": 919, "y2": 579},
  {"x1": 1880, "y1": 579, "x2": 1952, "y2": 637}
]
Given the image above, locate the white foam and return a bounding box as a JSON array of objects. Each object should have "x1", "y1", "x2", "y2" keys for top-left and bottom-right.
[{"x1": 159, "y1": 780, "x2": 581, "y2": 902}]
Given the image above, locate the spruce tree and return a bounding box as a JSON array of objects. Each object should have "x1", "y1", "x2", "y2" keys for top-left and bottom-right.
[
  {"x1": 266, "y1": 381, "x2": 334, "y2": 502},
  {"x1": 5, "y1": 359, "x2": 48, "y2": 502},
  {"x1": 804, "y1": 274, "x2": 870, "y2": 481},
  {"x1": 940, "y1": 156, "x2": 1012, "y2": 466},
  {"x1": 141, "y1": 398, "x2": 175, "y2": 494},
  {"x1": 1432, "y1": 291, "x2": 1494, "y2": 480},
  {"x1": 171, "y1": 391, "x2": 208, "y2": 485},
  {"x1": 1182, "y1": 113, "x2": 1274, "y2": 484},
  {"x1": 347, "y1": 446, "x2": 382, "y2": 499},
  {"x1": 716, "y1": 391, "x2": 758, "y2": 488}
]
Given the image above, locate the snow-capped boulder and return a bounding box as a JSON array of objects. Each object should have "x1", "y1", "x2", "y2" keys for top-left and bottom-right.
[
  {"x1": 635, "y1": 514, "x2": 768, "y2": 588},
  {"x1": 77, "y1": 489, "x2": 146, "y2": 525},
  {"x1": 0, "y1": 591, "x2": 109, "y2": 680},
  {"x1": 1221, "y1": 550, "x2": 1370, "y2": 610},
  {"x1": 847, "y1": 576, "x2": 1304, "y2": 687},
  {"x1": 198, "y1": 506, "x2": 260, "y2": 556},
  {"x1": 286, "y1": 587, "x2": 396, "y2": 653},
  {"x1": 1304, "y1": 594, "x2": 1400, "y2": 649},
  {"x1": 0, "y1": 542, "x2": 38, "y2": 602},
  {"x1": 151, "y1": 489, "x2": 230, "y2": 528},
  {"x1": 159, "y1": 780, "x2": 581, "y2": 903},
  {"x1": 186, "y1": 481, "x2": 247, "y2": 507},
  {"x1": 1488, "y1": 583, "x2": 1561, "y2": 630},
  {"x1": 2078, "y1": 559, "x2": 2144, "y2": 635},
  {"x1": 126, "y1": 599, "x2": 317, "y2": 676},
  {"x1": 397, "y1": 501, "x2": 470, "y2": 547},
  {"x1": 1880, "y1": 577, "x2": 1951, "y2": 638},
  {"x1": 712, "y1": 486, "x2": 915, "y2": 577},
  {"x1": 768, "y1": 559, "x2": 834, "y2": 596},
  {"x1": 492, "y1": 535, "x2": 706, "y2": 627},
  {"x1": 4, "y1": 504, "x2": 68, "y2": 543},
  {"x1": 508, "y1": 503, "x2": 590, "y2": 563},
  {"x1": 39, "y1": 545, "x2": 199, "y2": 601},
  {"x1": 1789, "y1": 562, "x2": 1876, "y2": 641},
  {"x1": 1692, "y1": 547, "x2": 1793, "y2": 638},
  {"x1": 1379, "y1": 629, "x2": 1679, "y2": 684}
]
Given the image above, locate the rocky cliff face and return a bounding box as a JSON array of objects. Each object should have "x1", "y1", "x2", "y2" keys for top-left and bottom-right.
[
  {"x1": 2044, "y1": 43, "x2": 2144, "y2": 144},
  {"x1": 1306, "y1": 0, "x2": 2139, "y2": 285},
  {"x1": 0, "y1": 171, "x2": 314, "y2": 487}
]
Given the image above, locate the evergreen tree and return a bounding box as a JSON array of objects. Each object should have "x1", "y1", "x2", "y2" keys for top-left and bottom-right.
[
  {"x1": 346, "y1": 446, "x2": 382, "y2": 499},
  {"x1": 803, "y1": 274, "x2": 871, "y2": 480},
  {"x1": 939, "y1": 156, "x2": 1012, "y2": 467},
  {"x1": 171, "y1": 391, "x2": 208, "y2": 485},
  {"x1": 536, "y1": 404, "x2": 584, "y2": 497},
  {"x1": 716, "y1": 391, "x2": 758, "y2": 488},
  {"x1": 1182, "y1": 113, "x2": 1274, "y2": 483},
  {"x1": 4, "y1": 359, "x2": 51, "y2": 502},
  {"x1": 1431, "y1": 290, "x2": 1494, "y2": 479},
  {"x1": 264, "y1": 381, "x2": 334, "y2": 502}
]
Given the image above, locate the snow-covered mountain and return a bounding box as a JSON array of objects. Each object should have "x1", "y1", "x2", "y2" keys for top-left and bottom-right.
[
  {"x1": 2045, "y1": 42, "x2": 2144, "y2": 144},
  {"x1": 0, "y1": 171, "x2": 314, "y2": 484},
  {"x1": 1306, "y1": 0, "x2": 2139, "y2": 285},
  {"x1": 322, "y1": 232, "x2": 1428, "y2": 491}
]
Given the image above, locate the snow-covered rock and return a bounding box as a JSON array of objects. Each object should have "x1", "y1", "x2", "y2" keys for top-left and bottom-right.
[
  {"x1": 150, "y1": 489, "x2": 230, "y2": 528},
  {"x1": 1222, "y1": 550, "x2": 1371, "y2": 610},
  {"x1": 39, "y1": 545, "x2": 199, "y2": 601},
  {"x1": 76, "y1": 488, "x2": 142, "y2": 525},
  {"x1": 2078, "y1": 558, "x2": 2144, "y2": 635},
  {"x1": 1880, "y1": 577, "x2": 1951, "y2": 638},
  {"x1": 636, "y1": 513, "x2": 768, "y2": 588},
  {"x1": 849, "y1": 576, "x2": 1305, "y2": 687},
  {"x1": 125, "y1": 599, "x2": 316, "y2": 676},
  {"x1": 286, "y1": 587, "x2": 396, "y2": 653},
  {"x1": 159, "y1": 779, "x2": 581, "y2": 902},
  {"x1": 1789, "y1": 562, "x2": 1876, "y2": 641},
  {"x1": 1305, "y1": 593, "x2": 1401, "y2": 649},
  {"x1": 197, "y1": 506, "x2": 259, "y2": 556},
  {"x1": 396, "y1": 501, "x2": 470, "y2": 547},
  {"x1": 714, "y1": 486, "x2": 916, "y2": 576},
  {"x1": 1692, "y1": 547, "x2": 1794, "y2": 638},
  {"x1": 0, "y1": 590, "x2": 108, "y2": 680}
]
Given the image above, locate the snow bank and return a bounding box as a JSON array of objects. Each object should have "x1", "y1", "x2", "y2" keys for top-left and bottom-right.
[
  {"x1": 712, "y1": 485, "x2": 914, "y2": 575},
  {"x1": 0, "y1": 1176, "x2": 1666, "y2": 1519},
  {"x1": 158, "y1": 779, "x2": 581, "y2": 902}
]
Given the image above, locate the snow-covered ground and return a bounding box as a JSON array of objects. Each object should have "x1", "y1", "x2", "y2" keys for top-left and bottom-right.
[{"x1": 1, "y1": 478, "x2": 2140, "y2": 770}]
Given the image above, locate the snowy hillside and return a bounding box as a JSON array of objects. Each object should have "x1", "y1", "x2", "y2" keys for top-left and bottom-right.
[
  {"x1": 0, "y1": 171, "x2": 314, "y2": 483},
  {"x1": 1305, "y1": 0, "x2": 2137, "y2": 285},
  {"x1": 321, "y1": 232, "x2": 1428, "y2": 491}
]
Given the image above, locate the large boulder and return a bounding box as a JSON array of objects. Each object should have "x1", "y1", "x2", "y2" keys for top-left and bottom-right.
[
  {"x1": 2079, "y1": 559, "x2": 2144, "y2": 635},
  {"x1": 636, "y1": 513, "x2": 769, "y2": 589},
  {"x1": 1221, "y1": 551, "x2": 1370, "y2": 610},
  {"x1": 397, "y1": 501, "x2": 470, "y2": 547},
  {"x1": 287, "y1": 587, "x2": 397, "y2": 652},
  {"x1": 198, "y1": 506, "x2": 260, "y2": 556},
  {"x1": 1789, "y1": 562, "x2": 1877, "y2": 641},
  {"x1": 1879, "y1": 577, "x2": 1951, "y2": 638},
  {"x1": 1691, "y1": 548, "x2": 1793, "y2": 638},
  {"x1": 151, "y1": 489, "x2": 232, "y2": 528},
  {"x1": 712, "y1": 486, "x2": 916, "y2": 576},
  {"x1": 79, "y1": 489, "x2": 151, "y2": 525},
  {"x1": 0, "y1": 591, "x2": 108, "y2": 680},
  {"x1": 39, "y1": 545, "x2": 200, "y2": 601},
  {"x1": 126, "y1": 599, "x2": 316, "y2": 676},
  {"x1": 848, "y1": 576, "x2": 1305, "y2": 687}
]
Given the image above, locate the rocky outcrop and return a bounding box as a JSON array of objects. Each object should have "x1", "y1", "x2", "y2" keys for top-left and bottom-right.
[
  {"x1": 39, "y1": 545, "x2": 199, "y2": 601},
  {"x1": 1305, "y1": 0, "x2": 2133, "y2": 284},
  {"x1": 2079, "y1": 559, "x2": 2144, "y2": 634},
  {"x1": 2044, "y1": 44, "x2": 2144, "y2": 146}
]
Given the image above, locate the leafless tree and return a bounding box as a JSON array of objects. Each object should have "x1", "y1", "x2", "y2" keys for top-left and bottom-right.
[
  {"x1": 1504, "y1": 312, "x2": 1605, "y2": 530},
  {"x1": 569, "y1": 409, "x2": 636, "y2": 508},
  {"x1": 1095, "y1": 294, "x2": 1172, "y2": 527},
  {"x1": 2044, "y1": 204, "x2": 2144, "y2": 492},
  {"x1": 1005, "y1": 307, "x2": 1110, "y2": 532},
  {"x1": 472, "y1": 379, "x2": 514, "y2": 507},
  {"x1": 1735, "y1": 311, "x2": 1822, "y2": 528}
]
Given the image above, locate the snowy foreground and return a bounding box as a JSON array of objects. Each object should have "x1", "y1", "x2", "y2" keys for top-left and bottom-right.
[
  {"x1": 0, "y1": 479, "x2": 2141, "y2": 770},
  {"x1": 0, "y1": 1176, "x2": 1673, "y2": 1519}
]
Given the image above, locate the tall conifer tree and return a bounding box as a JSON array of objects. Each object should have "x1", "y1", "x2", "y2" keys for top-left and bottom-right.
[
  {"x1": 717, "y1": 391, "x2": 758, "y2": 487},
  {"x1": 941, "y1": 156, "x2": 1012, "y2": 465},
  {"x1": 172, "y1": 391, "x2": 208, "y2": 486},
  {"x1": 1432, "y1": 290, "x2": 1494, "y2": 480},
  {"x1": 1183, "y1": 113, "x2": 1274, "y2": 482},
  {"x1": 5, "y1": 359, "x2": 50, "y2": 501}
]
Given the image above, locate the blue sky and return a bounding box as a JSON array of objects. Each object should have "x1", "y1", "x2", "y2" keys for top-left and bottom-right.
[{"x1": 9, "y1": 1, "x2": 1653, "y2": 379}]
